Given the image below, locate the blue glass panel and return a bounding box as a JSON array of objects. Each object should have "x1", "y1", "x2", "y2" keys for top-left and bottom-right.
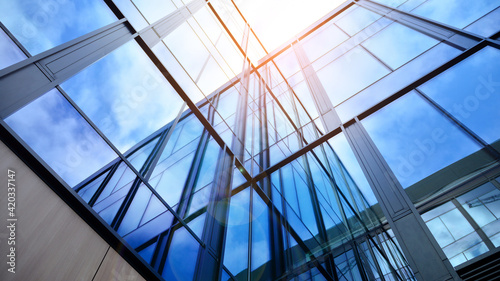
[
  {"x1": 362, "y1": 91, "x2": 482, "y2": 188},
  {"x1": 5, "y1": 89, "x2": 117, "y2": 187},
  {"x1": 162, "y1": 226, "x2": 200, "y2": 281},
  {"x1": 155, "y1": 151, "x2": 196, "y2": 207},
  {"x1": 187, "y1": 212, "x2": 206, "y2": 240},
  {"x1": 127, "y1": 136, "x2": 159, "y2": 172},
  {"x1": 336, "y1": 6, "x2": 382, "y2": 36},
  {"x1": 132, "y1": 0, "x2": 176, "y2": 24},
  {"x1": 419, "y1": 46, "x2": 500, "y2": 144},
  {"x1": 317, "y1": 46, "x2": 390, "y2": 106},
  {"x1": 0, "y1": 0, "x2": 116, "y2": 55},
  {"x1": 77, "y1": 170, "x2": 109, "y2": 203},
  {"x1": 328, "y1": 133, "x2": 377, "y2": 206},
  {"x1": 118, "y1": 183, "x2": 152, "y2": 236},
  {"x1": 223, "y1": 188, "x2": 250, "y2": 280},
  {"x1": 0, "y1": 27, "x2": 26, "y2": 70},
  {"x1": 301, "y1": 23, "x2": 349, "y2": 63},
  {"x1": 251, "y1": 190, "x2": 271, "y2": 272},
  {"x1": 412, "y1": 0, "x2": 499, "y2": 29},
  {"x1": 362, "y1": 22, "x2": 439, "y2": 70},
  {"x1": 194, "y1": 138, "x2": 220, "y2": 191},
  {"x1": 123, "y1": 210, "x2": 173, "y2": 248},
  {"x1": 138, "y1": 242, "x2": 157, "y2": 265},
  {"x1": 61, "y1": 40, "x2": 184, "y2": 152}
]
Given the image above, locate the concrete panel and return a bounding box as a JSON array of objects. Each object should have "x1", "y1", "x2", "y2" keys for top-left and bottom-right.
[{"x1": 93, "y1": 248, "x2": 146, "y2": 281}]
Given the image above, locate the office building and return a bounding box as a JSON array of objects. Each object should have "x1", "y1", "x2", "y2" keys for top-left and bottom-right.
[{"x1": 1, "y1": 0, "x2": 500, "y2": 280}]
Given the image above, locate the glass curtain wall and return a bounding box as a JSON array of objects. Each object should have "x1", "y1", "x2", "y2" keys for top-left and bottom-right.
[{"x1": 1, "y1": 0, "x2": 499, "y2": 280}]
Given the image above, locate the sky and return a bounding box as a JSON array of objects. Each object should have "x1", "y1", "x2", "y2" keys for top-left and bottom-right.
[{"x1": 235, "y1": 0, "x2": 347, "y2": 52}]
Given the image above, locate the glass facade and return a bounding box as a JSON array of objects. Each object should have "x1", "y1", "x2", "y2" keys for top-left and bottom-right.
[{"x1": 1, "y1": 0, "x2": 500, "y2": 280}]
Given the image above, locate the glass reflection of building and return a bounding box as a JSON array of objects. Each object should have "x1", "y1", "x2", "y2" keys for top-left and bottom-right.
[{"x1": 1, "y1": 0, "x2": 500, "y2": 280}]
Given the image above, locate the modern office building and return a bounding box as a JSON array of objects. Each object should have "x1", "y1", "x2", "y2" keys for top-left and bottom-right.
[{"x1": 1, "y1": 0, "x2": 500, "y2": 280}]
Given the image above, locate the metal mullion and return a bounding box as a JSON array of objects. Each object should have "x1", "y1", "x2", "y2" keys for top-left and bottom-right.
[
  {"x1": 228, "y1": 0, "x2": 268, "y2": 54},
  {"x1": 306, "y1": 146, "x2": 404, "y2": 280},
  {"x1": 374, "y1": 232, "x2": 401, "y2": 281},
  {"x1": 356, "y1": 40, "x2": 487, "y2": 121},
  {"x1": 357, "y1": 0, "x2": 485, "y2": 47},
  {"x1": 366, "y1": 237, "x2": 387, "y2": 281},
  {"x1": 0, "y1": 121, "x2": 163, "y2": 281},
  {"x1": 206, "y1": 1, "x2": 255, "y2": 69},
  {"x1": 74, "y1": 159, "x2": 118, "y2": 193},
  {"x1": 255, "y1": 1, "x2": 355, "y2": 68},
  {"x1": 110, "y1": 176, "x2": 143, "y2": 229},
  {"x1": 134, "y1": 35, "x2": 252, "y2": 183},
  {"x1": 177, "y1": 98, "x2": 218, "y2": 219},
  {"x1": 142, "y1": 103, "x2": 187, "y2": 181},
  {"x1": 88, "y1": 162, "x2": 120, "y2": 207},
  {"x1": 53, "y1": 85, "x2": 204, "y2": 246},
  {"x1": 451, "y1": 198, "x2": 496, "y2": 251}
]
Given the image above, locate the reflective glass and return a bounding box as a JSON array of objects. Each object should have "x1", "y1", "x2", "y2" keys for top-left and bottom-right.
[
  {"x1": 0, "y1": 0, "x2": 116, "y2": 55},
  {"x1": 251, "y1": 190, "x2": 271, "y2": 277},
  {"x1": 127, "y1": 136, "x2": 159, "y2": 172},
  {"x1": 223, "y1": 188, "x2": 250, "y2": 280},
  {"x1": 162, "y1": 226, "x2": 200, "y2": 281},
  {"x1": 362, "y1": 22, "x2": 439, "y2": 70},
  {"x1": 328, "y1": 133, "x2": 377, "y2": 206},
  {"x1": 132, "y1": 0, "x2": 176, "y2": 24},
  {"x1": 412, "y1": 0, "x2": 499, "y2": 30},
  {"x1": 61, "y1": 40, "x2": 184, "y2": 152},
  {"x1": 0, "y1": 27, "x2": 26, "y2": 70},
  {"x1": 336, "y1": 6, "x2": 382, "y2": 36},
  {"x1": 5, "y1": 89, "x2": 116, "y2": 187},
  {"x1": 419, "y1": 46, "x2": 500, "y2": 145},
  {"x1": 464, "y1": 7, "x2": 500, "y2": 37},
  {"x1": 301, "y1": 23, "x2": 349, "y2": 63},
  {"x1": 362, "y1": 92, "x2": 483, "y2": 189},
  {"x1": 317, "y1": 46, "x2": 390, "y2": 106}
]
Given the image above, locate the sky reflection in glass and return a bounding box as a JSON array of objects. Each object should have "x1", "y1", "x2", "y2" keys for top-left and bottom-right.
[
  {"x1": 61, "y1": 40, "x2": 184, "y2": 152},
  {"x1": 317, "y1": 46, "x2": 390, "y2": 106},
  {"x1": 0, "y1": 0, "x2": 116, "y2": 55},
  {"x1": 0, "y1": 28, "x2": 27, "y2": 70},
  {"x1": 362, "y1": 22, "x2": 439, "y2": 70},
  {"x1": 362, "y1": 91, "x2": 482, "y2": 188},
  {"x1": 5, "y1": 89, "x2": 116, "y2": 187},
  {"x1": 419, "y1": 46, "x2": 500, "y2": 145},
  {"x1": 412, "y1": 0, "x2": 499, "y2": 30}
]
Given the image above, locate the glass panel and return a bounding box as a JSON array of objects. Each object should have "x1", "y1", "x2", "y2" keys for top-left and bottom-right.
[
  {"x1": 362, "y1": 22, "x2": 439, "y2": 70},
  {"x1": 154, "y1": 151, "x2": 196, "y2": 207},
  {"x1": 0, "y1": 27, "x2": 26, "y2": 70},
  {"x1": 301, "y1": 23, "x2": 349, "y2": 63},
  {"x1": 251, "y1": 190, "x2": 271, "y2": 277},
  {"x1": 412, "y1": 0, "x2": 499, "y2": 30},
  {"x1": 127, "y1": 136, "x2": 160, "y2": 172},
  {"x1": 464, "y1": 7, "x2": 500, "y2": 37},
  {"x1": 223, "y1": 188, "x2": 250, "y2": 280},
  {"x1": 162, "y1": 226, "x2": 200, "y2": 281},
  {"x1": 5, "y1": 89, "x2": 116, "y2": 187},
  {"x1": 77, "y1": 170, "x2": 109, "y2": 203},
  {"x1": 418, "y1": 46, "x2": 500, "y2": 145},
  {"x1": 0, "y1": 0, "x2": 116, "y2": 55},
  {"x1": 61, "y1": 40, "x2": 184, "y2": 152},
  {"x1": 316, "y1": 46, "x2": 390, "y2": 106},
  {"x1": 336, "y1": 6, "x2": 382, "y2": 36},
  {"x1": 362, "y1": 91, "x2": 483, "y2": 189},
  {"x1": 132, "y1": 0, "x2": 176, "y2": 24}
]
